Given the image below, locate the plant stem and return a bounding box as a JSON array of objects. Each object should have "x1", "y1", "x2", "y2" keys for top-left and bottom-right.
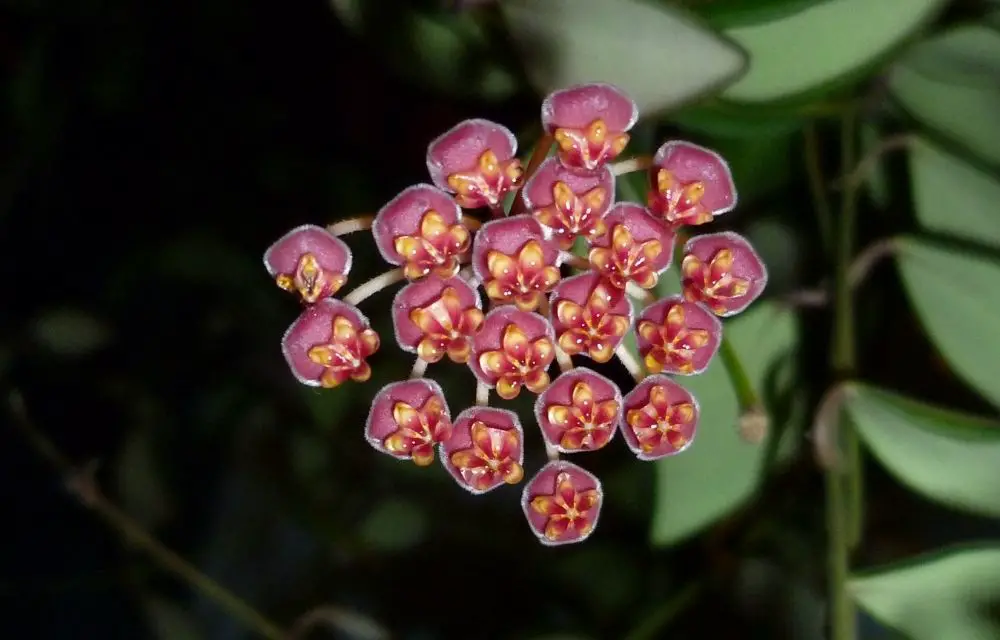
[
  {"x1": 8, "y1": 391, "x2": 286, "y2": 640},
  {"x1": 327, "y1": 215, "x2": 373, "y2": 236},
  {"x1": 805, "y1": 124, "x2": 833, "y2": 258},
  {"x1": 342, "y1": 268, "x2": 405, "y2": 306},
  {"x1": 718, "y1": 337, "x2": 759, "y2": 413},
  {"x1": 508, "y1": 134, "x2": 553, "y2": 217},
  {"x1": 824, "y1": 110, "x2": 861, "y2": 640},
  {"x1": 611, "y1": 155, "x2": 653, "y2": 176},
  {"x1": 834, "y1": 113, "x2": 863, "y2": 551}
]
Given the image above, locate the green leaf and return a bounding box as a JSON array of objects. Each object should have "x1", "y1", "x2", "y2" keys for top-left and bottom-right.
[
  {"x1": 721, "y1": 0, "x2": 947, "y2": 102},
  {"x1": 909, "y1": 137, "x2": 1000, "y2": 249},
  {"x1": 670, "y1": 101, "x2": 806, "y2": 139},
  {"x1": 650, "y1": 302, "x2": 800, "y2": 546},
  {"x1": 499, "y1": 0, "x2": 747, "y2": 116},
  {"x1": 890, "y1": 26, "x2": 1000, "y2": 166},
  {"x1": 851, "y1": 544, "x2": 1000, "y2": 640},
  {"x1": 679, "y1": 0, "x2": 834, "y2": 29},
  {"x1": 902, "y1": 25, "x2": 1000, "y2": 90},
  {"x1": 896, "y1": 237, "x2": 1000, "y2": 408},
  {"x1": 843, "y1": 384, "x2": 1000, "y2": 518}
]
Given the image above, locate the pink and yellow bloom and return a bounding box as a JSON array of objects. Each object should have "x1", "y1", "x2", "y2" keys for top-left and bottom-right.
[
  {"x1": 534, "y1": 368, "x2": 621, "y2": 453},
  {"x1": 442, "y1": 407, "x2": 525, "y2": 494},
  {"x1": 681, "y1": 232, "x2": 768, "y2": 317},
  {"x1": 620, "y1": 376, "x2": 699, "y2": 460},
  {"x1": 372, "y1": 184, "x2": 471, "y2": 280},
  {"x1": 365, "y1": 379, "x2": 453, "y2": 466},
  {"x1": 541, "y1": 83, "x2": 637, "y2": 172},
  {"x1": 281, "y1": 299, "x2": 379, "y2": 388},
  {"x1": 522, "y1": 461, "x2": 603, "y2": 546},
  {"x1": 264, "y1": 224, "x2": 352, "y2": 303},
  {"x1": 426, "y1": 119, "x2": 523, "y2": 210}
]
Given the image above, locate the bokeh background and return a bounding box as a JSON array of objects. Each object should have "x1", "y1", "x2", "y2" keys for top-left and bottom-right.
[{"x1": 4, "y1": 1, "x2": 1000, "y2": 638}]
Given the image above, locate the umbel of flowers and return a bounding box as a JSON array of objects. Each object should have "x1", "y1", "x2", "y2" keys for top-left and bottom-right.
[{"x1": 263, "y1": 83, "x2": 767, "y2": 546}]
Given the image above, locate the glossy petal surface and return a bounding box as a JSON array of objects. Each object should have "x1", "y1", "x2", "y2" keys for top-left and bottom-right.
[
  {"x1": 534, "y1": 367, "x2": 621, "y2": 453},
  {"x1": 522, "y1": 461, "x2": 603, "y2": 546},
  {"x1": 442, "y1": 407, "x2": 525, "y2": 494},
  {"x1": 620, "y1": 375, "x2": 699, "y2": 460}
]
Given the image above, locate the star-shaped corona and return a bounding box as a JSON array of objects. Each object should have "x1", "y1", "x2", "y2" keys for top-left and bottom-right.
[
  {"x1": 621, "y1": 376, "x2": 699, "y2": 461},
  {"x1": 476, "y1": 323, "x2": 555, "y2": 400},
  {"x1": 523, "y1": 462, "x2": 603, "y2": 546},
  {"x1": 635, "y1": 296, "x2": 722, "y2": 376},
  {"x1": 483, "y1": 240, "x2": 561, "y2": 311},
  {"x1": 551, "y1": 274, "x2": 631, "y2": 363},
  {"x1": 426, "y1": 118, "x2": 523, "y2": 210}
]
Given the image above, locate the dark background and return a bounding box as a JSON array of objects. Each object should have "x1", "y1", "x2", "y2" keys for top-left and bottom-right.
[{"x1": 3, "y1": 1, "x2": 999, "y2": 639}]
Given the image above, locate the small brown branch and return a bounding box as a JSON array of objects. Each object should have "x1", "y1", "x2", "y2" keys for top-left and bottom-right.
[
  {"x1": 326, "y1": 215, "x2": 374, "y2": 236},
  {"x1": 778, "y1": 237, "x2": 899, "y2": 308},
  {"x1": 832, "y1": 133, "x2": 915, "y2": 193},
  {"x1": 508, "y1": 134, "x2": 553, "y2": 217},
  {"x1": 8, "y1": 391, "x2": 287, "y2": 640}
]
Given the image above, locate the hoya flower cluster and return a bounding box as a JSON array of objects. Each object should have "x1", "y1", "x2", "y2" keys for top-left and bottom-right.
[{"x1": 263, "y1": 83, "x2": 767, "y2": 546}]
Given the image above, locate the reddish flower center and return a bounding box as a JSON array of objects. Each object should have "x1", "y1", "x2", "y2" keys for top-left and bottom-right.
[
  {"x1": 637, "y1": 304, "x2": 710, "y2": 374},
  {"x1": 449, "y1": 421, "x2": 524, "y2": 490},
  {"x1": 626, "y1": 386, "x2": 695, "y2": 454},
  {"x1": 447, "y1": 149, "x2": 523, "y2": 209},
  {"x1": 275, "y1": 253, "x2": 346, "y2": 303},
  {"x1": 393, "y1": 210, "x2": 471, "y2": 280},
  {"x1": 478, "y1": 324, "x2": 555, "y2": 399},
  {"x1": 554, "y1": 283, "x2": 629, "y2": 363},
  {"x1": 649, "y1": 169, "x2": 711, "y2": 226},
  {"x1": 384, "y1": 396, "x2": 452, "y2": 466},
  {"x1": 588, "y1": 224, "x2": 663, "y2": 290},
  {"x1": 546, "y1": 381, "x2": 618, "y2": 450},
  {"x1": 553, "y1": 119, "x2": 629, "y2": 171},
  {"x1": 410, "y1": 287, "x2": 484, "y2": 363},
  {"x1": 529, "y1": 472, "x2": 599, "y2": 541},
  {"x1": 681, "y1": 248, "x2": 750, "y2": 313},
  {"x1": 483, "y1": 240, "x2": 561, "y2": 312},
  {"x1": 306, "y1": 316, "x2": 380, "y2": 388},
  {"x1": 534, "y1": 182, "x2": 608, "y2": 248}
]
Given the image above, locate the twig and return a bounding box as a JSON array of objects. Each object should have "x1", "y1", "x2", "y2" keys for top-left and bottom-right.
[
  {"x1": 508, "y1": 134, "x2": 553, "y2": 217},
  {"x1": 7, "y1": 390, "x2": 287, "y2": 640},
  {"x1": 611, "y1": 155, "x2": 653, "y2": 176},
  {"x1": 832, "y1": 133, "x2": 914, "y2": 193},
  {"x1": 343, "y1": 268, "x2": 405, "y2": 307},
  {"x1": 778, "y1": 237, "x2": 899, "y2": 308},
  {"x1": 326, "y1": 215, "x2": 374, "y2": 236}
]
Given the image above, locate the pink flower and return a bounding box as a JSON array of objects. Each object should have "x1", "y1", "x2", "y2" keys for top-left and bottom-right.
[
  {"x1": 681, "y1": 232, "x2": 768, "y2": 317},
  {"x1": 372, "y1": 184, "x2": 471, "y2": 280},
  {"x1": 522, "y1": 461, "x2": 603, "y2": 546},
  {"x1": 281, "y1": 299, "x2": 379, "y2": 388},
  {"x1": 441, "y1": 407, "x2": 524, "y2": 494},
  {"x1": 365, "y1": 380, "x2": 453, "y2": 466},
  {"x1": 588, "y1": 203, "x2": 675, "y2": 290},
  {"x1": 470, "y1": 307, "x2": 555, "y2": 399},
  {"x1": 549, "y1": 273, "x2": 632, "y2": 363},
  {"x1": 521, "y1": 157, "x2": 614, "y2": 248},
  {"x1": 534, "y1": 367, "x2": 621, "y2": 453},
  {"x1": 541, "y1": 83, "x2": 638, "y2": 172},
  {"x1": 635, "y1": 295, "x2": 722, "y2": 375},
  {"x1": 426, "y1": 119, "x2": 523, "y2": 209},
  {"x1": 472, "y1": 215, "x2": 562, "y2": 312},
  {"x1": 264, "y1": 225, "x2": 352, "y2": 303},
  {"x1": 648, "y1": 141, "x2": 737, "y2": 228},
  {"x1": 620, "y1": 375, "x2": 699, "y2": 461},
  {"x1": 391, "y1": 275, "x2": 484, "y2": 364}
]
